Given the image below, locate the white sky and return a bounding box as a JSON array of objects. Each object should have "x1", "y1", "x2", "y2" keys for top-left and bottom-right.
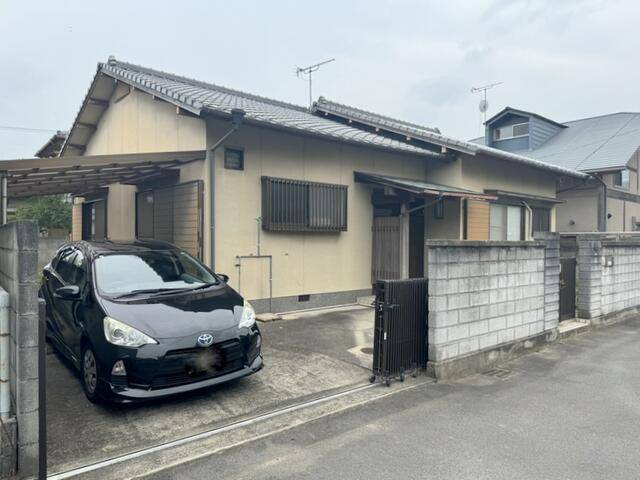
[{"x1": 0, "y1": 0, "x2": 639, "y2": 158}]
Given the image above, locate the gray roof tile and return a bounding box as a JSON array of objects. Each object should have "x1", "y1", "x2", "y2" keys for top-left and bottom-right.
[{"x1": 100, "y1": 60, "x2": 441, "y2": 158}]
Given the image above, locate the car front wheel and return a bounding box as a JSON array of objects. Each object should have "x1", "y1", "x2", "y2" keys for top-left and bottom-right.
[{"x1": 81, "y1": 346, "x2": 104, "y2": 404}]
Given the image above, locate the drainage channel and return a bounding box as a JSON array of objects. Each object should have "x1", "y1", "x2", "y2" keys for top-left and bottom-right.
[{"x1": 48, "y1": 382, "x2": 378, "y2": 480}]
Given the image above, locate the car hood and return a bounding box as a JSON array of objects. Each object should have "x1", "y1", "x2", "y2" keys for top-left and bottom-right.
[{"x1": 99, "y1": 285, "x2": 244, "y2": 340}]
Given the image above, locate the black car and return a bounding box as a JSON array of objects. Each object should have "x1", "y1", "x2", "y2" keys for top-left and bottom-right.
[{"x1": 41, "y1": 240, "x2": 262, "y2": 403}]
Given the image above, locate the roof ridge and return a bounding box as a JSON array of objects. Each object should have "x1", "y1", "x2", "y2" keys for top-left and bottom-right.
[
  {"x1": 562, "y1": 111, "x2": 640, "y2": 124},
  {"x1": 315, "y1": 97, "x2": 440, "y2": 133},
  {"x1": 102, "y1": 58, "x2": 309, "y2": 113}
]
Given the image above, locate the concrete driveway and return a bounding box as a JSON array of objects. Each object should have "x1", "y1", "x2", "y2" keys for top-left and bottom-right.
[{"x1": 47, "y1": 305, "x2": 374, "y2": 473}]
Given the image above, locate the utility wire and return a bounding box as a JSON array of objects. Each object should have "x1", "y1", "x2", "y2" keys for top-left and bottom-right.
[{"x1": 0, "y1": 125, "x2": 58, "y2": 133}]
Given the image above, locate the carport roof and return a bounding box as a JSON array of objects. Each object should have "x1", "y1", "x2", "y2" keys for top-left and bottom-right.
[
  {"x1": 354, "y1": 171, "x2": 497, "y2": 201},
  {"x1": 0, "y1": 150, "x2": 205, "y2": 198}
]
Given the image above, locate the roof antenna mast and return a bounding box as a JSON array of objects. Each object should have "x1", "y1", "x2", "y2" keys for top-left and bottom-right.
[
  {"x1": 296, "y1": 58, "x2": 335, "y2": 109},
  {"x1": 471, "y1": 82, "x2": 503, "y2": 128}
]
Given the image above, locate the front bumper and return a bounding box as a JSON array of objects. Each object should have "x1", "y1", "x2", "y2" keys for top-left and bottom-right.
[{"x1": 106, "y1": 354, "x2": 263, "y2": 402}]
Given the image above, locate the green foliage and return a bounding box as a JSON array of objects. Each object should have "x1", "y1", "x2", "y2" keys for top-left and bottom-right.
[{"x1": 15, "y1": 195, "x2": 72, "y2": 231}]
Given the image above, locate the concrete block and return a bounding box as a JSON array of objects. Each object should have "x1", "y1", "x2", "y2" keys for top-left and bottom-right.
[
  {"x1": 459, "y1": 337, "x2": 479, "y2": 355},
  {"x1": 16, "y1": 410, "x2": 39, "y2": 445},
  {"x1": 458, "y1": 306, "x2": 480, "y2": 323},
  {"x1": 469, "y1": 320, "x2": 489, "y2": 336},
  {"x1": 447, "y1": 323, "x2": 470, "y2": 341},
  {"x1": 430, "y1": 295, "x2": 447, "y2": 312},
  {"x1": 514, "y1": 324, "x2": 530, "y2": 339},
  {"x1": 478, "y1": 331, "x2": 499, "y2": 349},
  {"x1": 497, "y1": 328, "x2": 515, "y2": 344},
  {"x1": 429, "y1": 310, "x2": 459, "y2": 327},
  {"x1": 428, "y1": 327, "x2": 448, "y2": 345},
  {"x1": 17, "y1": 378, "x2": 38, "y2": 414},
  {"x1": 489, "y1": 316, "x2": 507, "y2": 331}
]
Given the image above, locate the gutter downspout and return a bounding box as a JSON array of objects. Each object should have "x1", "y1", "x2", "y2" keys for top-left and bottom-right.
[
  {"x1": 206, "y1": 109, "x2": 245, "y2": 270},
  {"x1": 589, "y1": 174, "x2": 608, "y2": 232},
  {"x1": 521, "y1": 201, "x2": 533, "y2": 240}
]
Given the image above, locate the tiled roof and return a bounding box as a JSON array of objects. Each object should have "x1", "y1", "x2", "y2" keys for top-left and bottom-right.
[
  {"x1": 514, "y1": 112, "x2": 640, "y2": 172},
  {"x1": 96, "y1": 59, "x2": 443, "y2": 158},
  {"x1": 314, "y1": 98, "x2": 587, "y2": 178}
]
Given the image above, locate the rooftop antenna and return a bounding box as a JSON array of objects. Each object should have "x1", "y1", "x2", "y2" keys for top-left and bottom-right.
[
  {"x1": 296, "y1": 58, "x2": 335, "y2": 109},
  {"x1": 471, "y1": 81, "x2": 503, "y2": 123}
]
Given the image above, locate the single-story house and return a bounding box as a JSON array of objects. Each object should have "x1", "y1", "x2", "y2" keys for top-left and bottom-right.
[
  {"x1": 7, "y1": 57, "x2": 587, "y2": 312},
  {"x1": 471, "y1": 107, "x2": 640, "y2": 232}
]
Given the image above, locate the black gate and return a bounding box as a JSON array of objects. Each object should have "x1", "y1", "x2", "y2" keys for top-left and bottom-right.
[
  {"x1": 371, "y1": 278, "x2": 428, "y2": 386},
  {"x1": 560, "y1": 258, "x2": 576, "y2": 320}
]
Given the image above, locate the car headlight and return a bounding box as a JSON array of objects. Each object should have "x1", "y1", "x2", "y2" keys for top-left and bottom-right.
[
  {"x1": 239, "y1": 301, "x2": 256, "y2": 328},
  {"x1": 103, "y1": 316, "x2": 158, "y2": 347}
]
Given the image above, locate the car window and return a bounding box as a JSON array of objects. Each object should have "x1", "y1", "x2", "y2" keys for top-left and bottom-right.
[
  {"x1": 55, "y1": 249, "x2": 78, "y2": 284},
  {"x1": 94, "y1": 250, "x2": 218, "y2": 295},
  {"x1": 72, "y1": 250, "x2": 87, "y2": 287}
]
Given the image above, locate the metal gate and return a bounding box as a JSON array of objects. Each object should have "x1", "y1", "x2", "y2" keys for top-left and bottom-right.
[
  {"x1": 560, "y1": 257, "x2": 576, "y2": 320},
  {"x1": 371, "y1": 278, "x2": 428, "y2": 386}
]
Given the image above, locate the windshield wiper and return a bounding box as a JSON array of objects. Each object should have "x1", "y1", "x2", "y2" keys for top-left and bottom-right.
[
  {"x1": 188, "y1": 282, "x2": 218, "y2": 291},
  {"x1": 113, "y1": 287, "x2": 191, "y2": 299}
]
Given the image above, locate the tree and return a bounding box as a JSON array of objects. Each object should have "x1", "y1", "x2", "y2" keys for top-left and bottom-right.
[{"x1": 15, "y1": 195, "x2": 72, "y2": 231}]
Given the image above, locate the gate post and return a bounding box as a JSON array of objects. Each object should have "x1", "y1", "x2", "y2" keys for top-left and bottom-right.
[
  {"x1": 576, "y1": 234, "x2": 603, "y2": 320},
  {"x1": 534, "y1": 232, "x2": 560, "y2": 330}
]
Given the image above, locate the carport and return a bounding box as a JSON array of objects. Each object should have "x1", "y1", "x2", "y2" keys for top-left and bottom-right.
[{"x1": 0, "y1": 152, "x2": 375, "y2": 477}]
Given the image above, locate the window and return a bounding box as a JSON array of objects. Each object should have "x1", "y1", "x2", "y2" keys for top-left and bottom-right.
[
  {"x1": 224, "y1": 148, "x2": 244, "y2": 170},
  {"x1": 493, "y1": 122, "x2": 529, "y2": 141},
  {"x1": 55, "y1": 249, "x2": 77, "y2": 284},
  {"x1": 489, "y1": 204, "x2": 523, "y2": 241},
  {"x1": 613, "y1": 169, "x2": 630, "y2": 189},
  {"x1": 532, "y1": 207, "x2": 551, "y2": 233},
  {"x1": 261, "y1": 176, "x2": 348, "y2": 232},
  {"x1": 94, "y1": 250, "x2": 218, "y2": 296}
]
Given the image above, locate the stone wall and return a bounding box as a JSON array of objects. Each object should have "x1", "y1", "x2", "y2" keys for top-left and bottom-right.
[
  {"x1": 0, "y1": 221, "x2": 39, "y2": 478},
  {"x1": 426, "y1": 241, "x2": 547, "y2": 364}
]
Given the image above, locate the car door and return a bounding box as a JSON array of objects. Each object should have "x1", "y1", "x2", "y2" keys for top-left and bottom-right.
[
  {"x1": 43, "y1": 248, "x2": 73, "y2": 346},
  {"x1": 46, "y1": 247, "x2": 81, "y2": 359},
  {"x1": 64, "y1": 249, "x2": 89, "y2": 359}
]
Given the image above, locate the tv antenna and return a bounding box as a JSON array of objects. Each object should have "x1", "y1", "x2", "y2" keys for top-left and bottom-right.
[
  {"x1": 296, "y1": 58, "x2": 335, "y2": 109},
  {"x1": 471, "y1": 82, "x2": 503, "y2": 122}
]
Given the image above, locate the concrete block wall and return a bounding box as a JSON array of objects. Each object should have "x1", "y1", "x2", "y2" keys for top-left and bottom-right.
[
  {"x1": 426, "y1": 241, "x2": 546, "y2": 363},
  {"x1": 0, "y1": 221, "x2": 39, "y2": 478},
  {"x1": 601, "y1": 242, "x2": 640, "y2": 315}
]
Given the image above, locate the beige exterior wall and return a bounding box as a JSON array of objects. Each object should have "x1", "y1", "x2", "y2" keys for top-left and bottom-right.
[
  {"x1": 208, "y1": 118, "x2": 560, "y2": 302},
  {"x1": 72, "y1": 87, "x2": 208, "y2": 242},
  {"x1": 84, "y1": 87, "x2": 206, "y2": 155},
  {"x1": 556, "y1": 188, "x2": 599, "y2": 232},
  {"x1": 106, "y1": 183, "x2": 137, "y2": 240},
  {"x1": 207, "y1": 118, "x2": 433, "y2": 301}
]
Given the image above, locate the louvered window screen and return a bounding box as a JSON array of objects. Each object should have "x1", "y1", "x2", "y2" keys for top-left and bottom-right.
[{"x1": 261, "y1": 176, "x2": 347, "y2": 232}]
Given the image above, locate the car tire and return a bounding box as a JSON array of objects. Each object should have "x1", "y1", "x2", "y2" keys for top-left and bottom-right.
[{"x1": 81, "y1": 345, "x2": 104, "y2": 404}]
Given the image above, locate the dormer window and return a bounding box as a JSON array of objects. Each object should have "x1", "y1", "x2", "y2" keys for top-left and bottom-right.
[{"x1": 493, "y1": 122, "x2": 529, "y2": 141}]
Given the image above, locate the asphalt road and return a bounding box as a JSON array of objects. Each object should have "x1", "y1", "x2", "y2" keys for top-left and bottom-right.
[{"x1": 144, "y1": 317, "x2": 640, "y2": 480}]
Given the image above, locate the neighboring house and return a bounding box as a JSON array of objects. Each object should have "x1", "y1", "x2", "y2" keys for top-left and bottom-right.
[
  {"x1": 35, "y1": 130, "x2": 68, "y2": 158},
  {"x1": 57, "y1": 57, "x2": 584, "y2": 312},
  {"x1": 471, "y1": 107, "x2": 640, "y2": 232}
]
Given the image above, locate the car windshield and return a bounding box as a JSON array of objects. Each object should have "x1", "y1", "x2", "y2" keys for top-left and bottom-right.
[{"x1": 94, "y1": 250, "x2": 218, "y2": 296}]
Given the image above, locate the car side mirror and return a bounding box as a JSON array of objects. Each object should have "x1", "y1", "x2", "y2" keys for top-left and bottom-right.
[
  {"x1": 55, "y1": 285, "x2": 81, "y2": 300},
  {"x1": 217, "y1": 273, "x2": 229, "y2": 283}
]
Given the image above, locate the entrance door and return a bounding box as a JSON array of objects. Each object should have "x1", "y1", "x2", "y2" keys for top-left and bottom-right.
[
  {"x1": 372, "y1": 216, "x2": 401, "y2": 281},
  {"x1": 559, "y1": 258, "x2": 576, "y2": 320}
]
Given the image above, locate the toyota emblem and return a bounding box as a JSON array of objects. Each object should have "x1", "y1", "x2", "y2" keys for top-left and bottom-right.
[{"x1": 196, "y1": 333, "x2": 214, "y2": 348}]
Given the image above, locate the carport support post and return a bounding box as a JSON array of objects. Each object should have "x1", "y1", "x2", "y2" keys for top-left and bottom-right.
[{"x1": 400, "y1": 203, "x2": 410, "y2": 279}]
